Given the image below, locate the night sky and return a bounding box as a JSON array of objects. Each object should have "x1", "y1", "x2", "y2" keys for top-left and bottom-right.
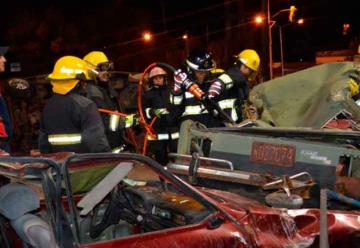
[{"x1": 0, "y1": 0, "x2": 358, "y2": 76}]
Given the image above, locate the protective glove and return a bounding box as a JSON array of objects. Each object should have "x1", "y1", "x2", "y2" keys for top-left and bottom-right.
[
  {"x1": 201, "y1": 96, "x2": 219, "y2": 117},
  {"x1": 201, "y1": 96, "x2": 235, "y2": 124},
  {"x1": 173, "y1": 69, "x2": 193, "y2": 93},
  {"x1": 150, "y1": 108, "x2": 168, "y2": 118},
  {"x1": 124, "y1": 114, "x2": 140, "y2": 128},
  {"x1": 207, "y1": 81, "x2": 223, "y2": 99}
]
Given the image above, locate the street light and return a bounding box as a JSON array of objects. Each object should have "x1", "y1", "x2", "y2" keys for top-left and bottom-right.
[
  {"x1": 288, "y1": 6, "x2": 297, "y2": 22},
  {"x1": 254, "y1": 15, "x2": 264, "y2": 24},
  {"x1": 279, "y1": 18, "x2": 304, "y2": 76},
  {"x1": 256, "y1": 4, "x2": 298, "y2": 79},
  {"x1": 142, "y1": 32, "x2": 152, "y2": 42}
]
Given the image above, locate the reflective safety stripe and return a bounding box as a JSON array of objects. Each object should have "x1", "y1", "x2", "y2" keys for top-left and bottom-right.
[
  {"x1": 170, "y1": 94, "x2": 184, "y2": 105},
  {"x1": 171, "y1": 132, "x2": 179, "y2": 139},
  {"x1": 218, "y1": 98, "x2": 238, "y2": 121},
  {"x1": 109, "y1": 114, "x2": 120, "y2": 131},
  {"x1": 182, "y1": 105, "x2": 206, "y2": 116},
  {"x1": 158, "y1": 134, "x2": 170, "y2": 140},
  {"x1": 181, "y1": 99, "x2": 238, "y2": 121},
  {"x1": 48, "y1": 134, "x2": 81, "y2": 145},
  {"x1": 112, "y1": 148, "x2": 122, "y2": 153},
  {"x1": 147, "y1": 132, "x2": 179, "y2": 140},
  {"x1": 112, "y1": 145, "x2": 125, "y2": 153},
  {"x1": 231, "y1": 108, "x2": 238, "y2": 121},
  {"x1": 218, "y1": 74, "x2": 233, "y2": 89},
  {"x1": 145, "y1": 108, "x2": 152, "y2": 119},
  {"x1": 145, "y1": 108, "x2": 169, "y2": 119},
  {"x1": 218, "y1": 98, "x2": 236, "y2": 109}
]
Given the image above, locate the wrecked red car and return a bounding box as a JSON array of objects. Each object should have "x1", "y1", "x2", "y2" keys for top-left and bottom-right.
[{"x1": 0, "y1": 153, "x2": 359, "y2": 247}]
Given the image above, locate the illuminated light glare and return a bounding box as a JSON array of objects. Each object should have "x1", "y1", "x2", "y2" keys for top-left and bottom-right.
[
  {"x1": 182, "y1": 34, "x2": 188, "y2": 40},
  {"x1": 254, "y1": 15, "x2": 264, "y2": 24},
  {"x1": 143, "y1": 32, "x2": 152, "y2": 41},
  {"x1": 297, "y1": 18, "x2": 304, "y2": 25}
]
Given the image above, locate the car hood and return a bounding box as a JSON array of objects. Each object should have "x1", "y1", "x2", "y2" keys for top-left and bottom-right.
[
  {"x1": 199, "y1": 187, "x2": 360, "y2": 247},
  {"x1": 249, "y1": 62, "x2": 360, "y2": 128}
]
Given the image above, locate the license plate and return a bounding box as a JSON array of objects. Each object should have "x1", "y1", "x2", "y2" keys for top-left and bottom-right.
[{"x1": 250, "y1": 142, "x2": 296, "y2": 167}]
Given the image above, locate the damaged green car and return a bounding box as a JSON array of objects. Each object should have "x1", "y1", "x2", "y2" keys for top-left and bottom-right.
[{"x1": 168, "y1": 62, "x2": 360, "y2": 209}]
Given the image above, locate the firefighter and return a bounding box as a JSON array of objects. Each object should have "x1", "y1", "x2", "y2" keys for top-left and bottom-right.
[
  {"x1": 207, "y1": 49, "x2": 260, "y2": 122},
  {"x1": 38, "y1": 56, "x2": 111, "y2": 153},
  {"x1": 83, "y1": 51, "x2": 134, "y2": 152},
  {"x1": 143, "y1": 66, "x2": 178, "y2": 165},
  {"x1": 170, "y1": 48, "x2": 228, "y2": 128}
]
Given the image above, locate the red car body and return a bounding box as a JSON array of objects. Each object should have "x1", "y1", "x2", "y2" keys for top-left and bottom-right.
[{"x1": 0, "y1": 153, "x2": 359, "y2": 248}]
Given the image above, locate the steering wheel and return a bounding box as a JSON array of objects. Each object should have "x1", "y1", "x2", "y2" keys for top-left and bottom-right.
[
  {"x1": 89, "y1": 186, "x2": 147, "y2": 239},
  {"x1": 137, "y1": 62, "x2": 176, "y2": 154}
]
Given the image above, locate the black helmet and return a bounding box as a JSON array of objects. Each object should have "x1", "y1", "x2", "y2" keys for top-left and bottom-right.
[{"x1": 186, "y1": 49, "x2": 215, "y2": 72}]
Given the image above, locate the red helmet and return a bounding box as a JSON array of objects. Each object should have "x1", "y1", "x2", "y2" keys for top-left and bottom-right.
[{"x1": 149, "y1": 67, "x2": 167, "y2": 78}]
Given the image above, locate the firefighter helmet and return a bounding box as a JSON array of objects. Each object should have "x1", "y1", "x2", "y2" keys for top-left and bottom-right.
[
  {"x1": 149, "y1": 66, "x2": 167, "y2": 78},
  {"x1": 186, "y1": 49, "x2": 215, "y2": 72},
  {"x1": 83, "y1": 51, "x2": 113, "y2": 81},
  {"x1": 236, "y1": 49, "x2": 260, "y2": 71},
  {"x1": 83, "y1": 51, "x2": 109, "y2": 67},
  {"x1": 48, "y1": 56, "x2": 90, "y2": 95}
]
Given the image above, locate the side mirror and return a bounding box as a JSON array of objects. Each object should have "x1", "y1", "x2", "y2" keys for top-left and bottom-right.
[{"x1": 207, "y1": 215, "x2": 224, "y2": 230}]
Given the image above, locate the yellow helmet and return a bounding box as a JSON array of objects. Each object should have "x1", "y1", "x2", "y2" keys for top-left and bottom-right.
[
  {"x1": 237, "y1": 49, "x2": 260, "y2": 71},
  {"x1": 83, "y1": 51, "x2": 109, "y2": 67},
  {"x1": 48, "y1": 56, "x2": 90, "y2": 95}
]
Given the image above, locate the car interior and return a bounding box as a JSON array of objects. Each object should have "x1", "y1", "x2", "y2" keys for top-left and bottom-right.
[{"x1": 68, "y1": 159, "x2": 212, "y2": 244}]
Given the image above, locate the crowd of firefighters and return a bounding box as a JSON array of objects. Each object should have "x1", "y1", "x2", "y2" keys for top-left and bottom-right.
[{"x1": 0, "y1": 46, "x2": 261, "y2": 165}]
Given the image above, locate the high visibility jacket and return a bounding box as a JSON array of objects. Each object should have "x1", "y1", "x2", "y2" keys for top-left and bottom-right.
[
  {"x1": 86, "y1": 83, "x2": 125, "y2": 151},
  {"x1": 38, "y1": 92, "x2": 111, "y2": 153},
  {"x1": 217, "y1": 66, "x2": 249, "y2": 122},
  {"x1": 142, "y1": 85, "x2": 179, "y2": 140},
  {"x1": 218, "y1": 66, "x2": 249, "y2": 101},
  {"x1": 169, "y1": 73, "x2": 228, "y2": 128}
]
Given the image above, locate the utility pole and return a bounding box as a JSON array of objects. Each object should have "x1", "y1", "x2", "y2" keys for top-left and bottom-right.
[
  {"x1": 267, "y1": 0, "x2": 273, "y2": 79},
  {"x1": 261, "y1": 0, "x2": 270, "y2": 81},
  {"x1": 279, "y1": 26, "x2": 284, "y2": 76},
  {"x1": 224, "y1": 0, "x2": 232, "y2": 66}
]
